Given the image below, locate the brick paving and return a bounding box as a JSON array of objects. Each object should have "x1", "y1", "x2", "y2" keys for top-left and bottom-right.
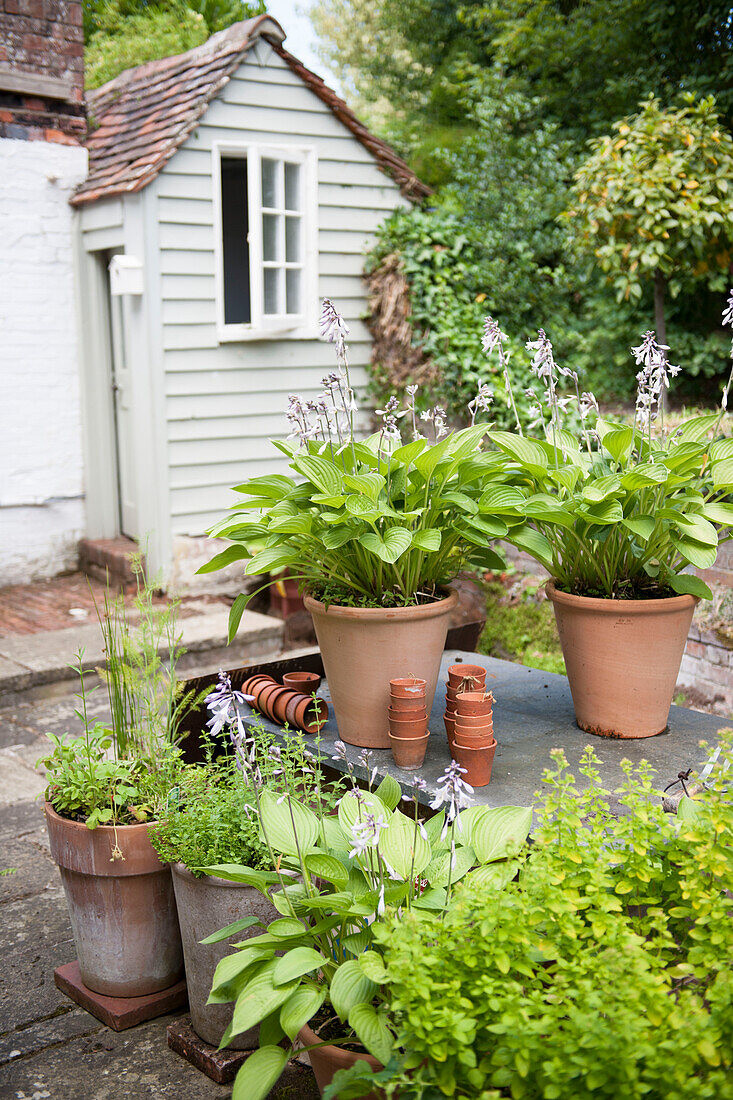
[{"x1": 0, "y1": 573, "x2": 228, "y2": 637}]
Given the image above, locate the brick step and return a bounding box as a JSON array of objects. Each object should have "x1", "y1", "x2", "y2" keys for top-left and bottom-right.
[{"x1": 78, "y1": 537, "x2": 141, "y2": 589}]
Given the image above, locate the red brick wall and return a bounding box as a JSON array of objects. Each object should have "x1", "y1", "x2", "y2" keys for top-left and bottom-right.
[{"x1": 0, "y1": 0, "x2": 85, "y2": 142}]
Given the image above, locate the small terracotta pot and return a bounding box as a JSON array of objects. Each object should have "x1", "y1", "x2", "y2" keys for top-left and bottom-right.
[
  {"x1": 451, "y1": 739, "x2": 497, "y2": 786},
  {"x1": 447, "y1": 664, "x2": 487, "y2": 688},
  {"x1": 284, "y1": 695, "x2": 301, "y2": 728},
  {"x1": 294, "y1": 695, "x2": 329, "y2": 734},
  {"x1": 299, "y1": 1023, "x2": 382, "y2": 1100},
  {"x1": 257, "y1": 683, "x2": 283, "y2": 721},
  {"x1": 389, "y1": 694, "x2": 427, "y2": 713},
  {"x1": 546, "y1": 579, "x2": 698, "y2": 738},
  {"x1": 388, "y1": 712, "x2": 428, "y2": 739},
  {"x1": 388, "y1": 731, "x2": 429, "y2": 770},
  {"x1": 242, "y1": 674, "x2": 275, "y2": 697},
  {"x1": 455, "y1": 691, "x2": 494, "y2": 717},
  {"x1": 444, "y1": 712, "x2": 455, "y2": 738},
  {"x1": 282, "y1": 671, "x2": 321, "y2": 693},
  {"x1": 454, "y1": 728, "x2": 495, "y2": 749},
  {"x1": 454, "y1": 712, "x2": 493, "y2": 729},
  {"x1": 272, "y1": 688, "x2": 297, "y2": 724},
  {"x1": 389, "y1": 676, "x2": 427, "y2": 697}
]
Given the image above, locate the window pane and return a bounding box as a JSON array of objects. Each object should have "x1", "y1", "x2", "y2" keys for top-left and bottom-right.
[
  {"x1": 220, "y1": 157, "x2": 251, "y2": 325},
  {"x1": 285, "y1": 216, "x2": 301, "y2": 263},
  {"x1": 262, "y1": 158, "x2": 278, "y2": 208},
  {"x1": 286, "y1": 268, "x2": 301, "y2": 315},
  {"x1": 284, "y1": 162, "x2": 300, "y2": 211},
  {"x1": 263, "y1": 213, "x2": 279, "y2": 262},
  {"x1": 264, "y1": 267, "x2": 280, "y2": 315}
]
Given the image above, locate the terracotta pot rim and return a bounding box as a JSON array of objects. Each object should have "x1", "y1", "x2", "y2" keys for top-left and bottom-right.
[
  {"x1": 304, "y1": 589, "x2": 458, "y2": 622},
  {"x1": 452, "y1": 738, "x2": 496, "y2": 753},
  {"x1": 545, "y1": 578, "x2": 698, "y2": 614},
  {"x1": 298, "y1": 1022, "x2": 382, "y2": 1072},
  {"x1": 45, "y1": 801, "x2": 159, "y2": 835},
  {"x1": 388, "y1": 731, "x2": 430, "y2": 744}
]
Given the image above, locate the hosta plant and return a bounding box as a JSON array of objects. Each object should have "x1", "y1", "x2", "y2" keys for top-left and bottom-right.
[
  {"x1": 196, "y1": 696, "x2": 532, "y2": 1100},
  {"x1": 479, "y1": 296, "x2": 733, "y2": 599},
  {"x1": 200, "y1": 300, "x2": 506, "y2": 638}
]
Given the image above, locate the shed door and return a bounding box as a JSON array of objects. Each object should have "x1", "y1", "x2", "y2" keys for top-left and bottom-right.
[{"x1": 108, "y1": 289, "x2": 139, "y2": 537}]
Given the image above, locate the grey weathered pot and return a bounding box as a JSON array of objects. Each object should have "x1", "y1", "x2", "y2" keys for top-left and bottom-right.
[{"x1": 171, "y1": 862, "x2": 278, "y2": 1049}]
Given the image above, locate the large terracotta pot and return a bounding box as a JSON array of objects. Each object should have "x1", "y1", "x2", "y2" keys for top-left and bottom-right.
[
  {"x1": 545, "y1": 580, "x2": 698, "y2": 738},
  {"x1": 45, "y1": 803, "x2": 183, "y2": 997},
  {"x1": 299, "y1": 1022, "x2": 382, "y2": 1099},
  {"x1": 304, "y1": 589, "x2": 458, "y2": 748},
  {"x1": 171, "y1": 863, "x2": 278, "y2": 1049}
]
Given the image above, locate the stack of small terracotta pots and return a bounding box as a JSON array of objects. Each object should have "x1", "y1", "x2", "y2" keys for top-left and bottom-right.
[
  {"x1": 388, "y1": 677, "x2": 429, "y2": 769},
  {"x1": 242, "y1": 673, "x2": 328, "y2": 734},
  {"x1": 443, "y1": 664, "x2": 496, "y2": 786}
]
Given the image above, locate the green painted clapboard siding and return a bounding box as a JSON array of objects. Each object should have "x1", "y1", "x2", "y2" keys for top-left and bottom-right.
[{"x1": 155, "y1": 46, "x2": 408, "y2": 536}]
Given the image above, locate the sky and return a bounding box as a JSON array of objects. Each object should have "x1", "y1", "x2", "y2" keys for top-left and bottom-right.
[{"x1": 264, "y1": 0, "x2": 339, "y2": 88}]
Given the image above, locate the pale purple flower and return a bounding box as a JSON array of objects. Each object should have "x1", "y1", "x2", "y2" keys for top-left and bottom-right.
[
  {"x1": 429, "y1": 761, "x2": 474, "y2": 826},
  {"x1": 348, "y1": 814, "x2": 387, "y2": 859},
  {"x1": 482, "y1": 317, "x2": 508, "y2": 358},
  {"x1": 205, "y1": 671, "x2": 250, "y2": 738},
  {"x1": 722, "y1": 289, "x2": 733, "y2": 329}
]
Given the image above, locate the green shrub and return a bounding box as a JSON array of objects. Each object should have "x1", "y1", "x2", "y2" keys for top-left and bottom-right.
[{"x1": 338, "y1": 737, "x2": 733, "y2": 1099}]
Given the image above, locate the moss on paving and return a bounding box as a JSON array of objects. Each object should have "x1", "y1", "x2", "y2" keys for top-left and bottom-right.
[{"x1": 478, "y1": 578, "x2": 566, "y2": 676}]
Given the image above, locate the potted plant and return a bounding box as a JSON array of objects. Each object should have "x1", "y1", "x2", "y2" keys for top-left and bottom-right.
[
  {"x1": 199, "y1": 717, "x2": 532, "y2": 1100},
  {"x1": 149, "y1": 672, "x2": 341, "y2": 1049},
  {"x1": 336, "y1": 736, "x2": 733, "y2": 1099},
  {"x1": 479, "y1": 302, "x2": 733, "y2": 738},
  {"x1": 198, "y1": 300, "x2": 504, "y2": 747},
  {"x1": 40, "y1": 579, "x2": 191, "y2": 997}
]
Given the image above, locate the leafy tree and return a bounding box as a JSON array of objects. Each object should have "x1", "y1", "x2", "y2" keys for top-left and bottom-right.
[
  {"x1": 567, "y1": 95, "x2": 733, "y2": 347},
  {"x1": 84, "y1": 0, "x2": 264, "y2": 90}
]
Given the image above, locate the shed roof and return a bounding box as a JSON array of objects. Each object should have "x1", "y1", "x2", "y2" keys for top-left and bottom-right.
[{"x1": 72, "y1": 15, "x2": 430, "y2": 206}]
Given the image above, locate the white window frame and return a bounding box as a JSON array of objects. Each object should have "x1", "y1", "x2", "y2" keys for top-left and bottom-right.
[{"x1": 213, "y1": 142, "x2": 318, "y2": 342}]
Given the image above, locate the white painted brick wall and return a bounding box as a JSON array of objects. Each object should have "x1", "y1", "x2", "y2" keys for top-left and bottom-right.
[{"x1": 0, "y1": 138, "x2": 88, "y2": 585}]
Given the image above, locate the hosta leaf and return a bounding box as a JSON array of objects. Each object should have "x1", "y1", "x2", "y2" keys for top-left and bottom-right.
[
  {"x1": 379, "y1": 809, "x2": 431, "y2": 879},
  {"x1": 338, "y1": 790, "x2": 391, "y2": 835},
  {"x1": 478, "y1": 485, "x2": 526, "y2": 513},
  {"x1": 674, "y1": 514, "x2": 718, "y2": 546},
  {"x1": 411, "y1": 528, "x2": 442, "y2": 552},
  {"x1": 669, "y1": 574, "x2": 712, "y2": 600},
  {"x1": 424, "y1": 844, "x2": 476, "y2": 888},
  {"x1": 581, "y1": 499, "x2": 623, "y2": 524},
  {"x1": 304, "y1": 852, "x2": 349, "y2": 890},
  {"x1": 272, "y1": 947, "x2": 325, "y2": 986},
  {"x1": 292, "y1": 455, "x2": 343, "y2": 496},
  {"x1": 441, "y1": 491, "x2": 478, "y2": 514},
  {"x1": 269, "y1": 515, "x2": 313, "y2": 535},
  {"x1": 343, "y1": 473, "x2": 386, "y2": 501},
  {"x1": 671, "y1": 536, "x2": 718, "y2": 570},
  {"x1": 244, "y1": 546, "x2": 299, "y2": 576},
  {"x1": 507, "y1": 525, "x2": 554, "y2": 571},
  {"x1": 346, "y1": 494, "x2": 381, "y2": 521},
  {"x1": 489, "y1": 431, "x2": 548, "y2": 476},
  {"x1": 199, "y1": 915, "x2": 263, "y2": 945},
  {"x1": 702, "y1": 501, "x2": 733, "y2": 526},
  {"x1": 676, "y1": 414, "x2": 719, "y2": 442},
  {"x1": 210, "y1": 950, "x2": 272, "y2": 997},
  {"x1": 711, "y1": 458, "x2": 733, "y2": 488},
  {"x1": 374, "y1": 774, "x2": 402, "y2": 811},
  {"x1": 601, "y1": 426, "x2": 634, "y2": 462},
  {"x1": 348, "y1": 1004, "x2": 393, "y2": 1066},
  {"x1": 196, "y1": 543, "x2": 250, "y2": 574},
  {"x1": 359, "y1": 528, "x2": 412, "y2": 564},
  {"x1": 620, "y1": 463, "x2": 669, "y2": 489},
  {"x1": 709, "y1": 437, "x2": 733, "y2": 463},
  {"x1": 231, "y1": 1045, "x2": 289, "y2": 1100},
  {"x1": 413, "y1": 436, "x2": 454, "y2": 480},
  {"x1": 259, "y1": 790, "x2": 320, "y2": 856},
  {"x1": 463, "y1": 859, "x2": 520, "y2": 891},
  {"x1": 342, "y1": 929, "x2": 371, "y2": 957},
  {"x1": 677, "y1": 795, "x2": 702, "y2": 822},
  {"x1": 582, "y1": 474, "x2": 622, "y2": 502},
  {"x1": 321, "y1": 525, "x2": 360, "y2": 550},
  {"x1": 268, "y1": 918, "x2": 307, "y2": 939},
  {"x1": 230, "y1": 963, "x2": 298, "y2": 1037},
  {"x1": 468, "y1": 806, "x2": 533, "y2": 864},
  {"x1": 280, "y1": 983, "x2": 326, "y2": 1039},
  {"x1": 621, "y1": 516, "x2": 655, "y2": 541},
  {"x1": 320, "y1": 814, "x2": 350, "y2": 852},
  {"x1": 330, "y1": 960, "x2": 378, "y2": 1022},
  {"x1": 391, "y1": 438, "x2": 428, "y2": 466},
  {"x1": 234, "y1": 475, "x2": 295, "y2": 498}
]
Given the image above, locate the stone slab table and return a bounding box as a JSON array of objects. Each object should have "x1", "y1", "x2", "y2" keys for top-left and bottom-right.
[{"x1": 235, "y1": 651, "x2": 732, "y2": 811}]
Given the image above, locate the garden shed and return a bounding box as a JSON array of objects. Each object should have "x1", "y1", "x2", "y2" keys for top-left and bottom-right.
[{"x1": 71, "y1": 14, "x2": 428, "y2": 585}]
